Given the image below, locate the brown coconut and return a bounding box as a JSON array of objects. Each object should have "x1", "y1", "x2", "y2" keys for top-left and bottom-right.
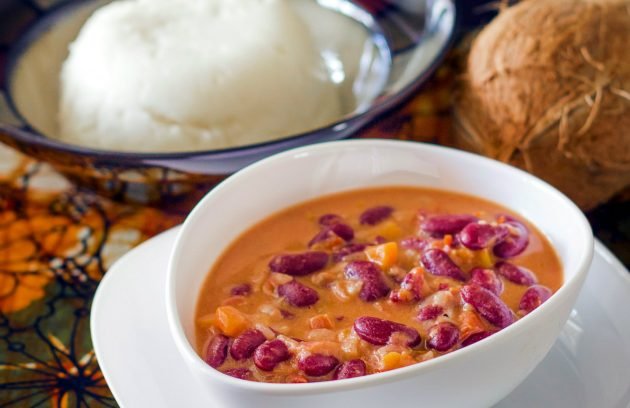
[{"x1": 450, "y1": 0, "x2": 630, "y2": 210}]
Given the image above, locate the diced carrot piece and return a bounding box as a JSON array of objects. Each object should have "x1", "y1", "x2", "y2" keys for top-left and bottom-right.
[
  {"x1": 365, "y1": 242, "x2": 398, "y2": 269},
  {"x1": 214, "y1": 306, "x2": 249, "y2": 336},
  {"x1": 460, "y1": 309, "x2": 486, "y2": 340},
  {"x1": 477, "y1": 248, "x2": 494, "y2": 269},
  {"x1": 497, "y1": 215, "x2": 506, "y2": 224},
  {"x1": 382, "y1": 352, "x2": 402, "y2": 371},
  {"x1": 381, "y1": 351, "x2": 414, "y2": 370},
  {"x1": 310, "y1": 314, "x2": 334, "y2": 330},
  {"x1": 443, "y1": 234, "x2": 453, "y2": 246}
]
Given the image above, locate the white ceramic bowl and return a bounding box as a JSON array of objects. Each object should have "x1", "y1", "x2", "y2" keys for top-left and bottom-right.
[{"x1": 166, "y1": 140, "x2": 593, "y2": 408}]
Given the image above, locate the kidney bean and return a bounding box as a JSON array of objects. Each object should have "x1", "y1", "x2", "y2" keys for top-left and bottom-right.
[
  {"x1": 390, "y1": 268, "x2": 425, "y2": 303},
  {"x1": 334, "y1": 359, "x2": 367, "y2": 380},
  {"x1": 495, "y1": 261, "x2": 537, "y2": 286},
  {"x1": 230, "y1": 329, "x2": 267, "y2": 360},
  {"x1": 254, "y1": 339, "x2": 290, "y2": 371},
  {"x1": 278, "y1": 280, "x2": 319, "y2": 307},
  {"x1": 269, "y1": 252, "x2": 328, "y2": 276},
  {"x1": 459, "y1": 223, "x2": 509, "y2": 250},
  {"x1": 493, "y1": 219, "x2": 529, "y2": 258},
  {"x1": 319, "y1": 213, "x2": 344, "y2": 226},
  {"x1": 330, "y1": 223, "x2": 354, "y2": 241},
  {"x1": 309, "y1": 224, "x2": 355, "y2": 247},
  {"x1": 332, "y1": 243, "x2": 366, "y2": 262},
  {"x1": 359, "y1": 206, "x2": 393, "y2": 225},
  {"x1": 230, "y1": 283, "x2": 251, "y2": 297},
  {"x1": 420, "y1": 214, "x2": 478, "y2": 236},
  {"x1": 417, "y1": 305, "x2": 444, "y2": 321},
  {"x1": 344, "y1": 261, "x2": 391, "y2": 301},
  {"x1": 519, "y1": 285, "x2": 552, "y2": 314},
  {"x1": 460, "y1": 284, "x2": 514, "y2": 328},
  {"x1": 461, "y1": 331, "x2": 495, "y2": 347},
  {"x1": 353, "y1": 316, "x2": 420, "y2": 347},
  {"x1": 400, "y1": 236, "x2": 429, "y2": 251},
  {"x1": 470, "y1": 267, "x2": 504, "y2": 295},
  {"x1": 298, "y1": 354, "x2": 340, "y2": 377},
  {"x1": 205, "y1": 334, "x2": 229, "y2": 368},
  {"x1": 427, "y1": 322, "x2": 460, "y2": 352},
  {"x1": 420, "y1": 249, "x2": 466, "y2": 281},
  {"x1": 223, "y1": 368, "x2": 253, "y2": 380},
  {"x1": 372, "y1": 236, "x2": 387, "y2": 245}
]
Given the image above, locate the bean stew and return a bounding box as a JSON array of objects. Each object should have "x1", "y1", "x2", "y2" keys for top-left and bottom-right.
[{"x1": 195, "y1": 187, "x2": 562, "y2": 383}]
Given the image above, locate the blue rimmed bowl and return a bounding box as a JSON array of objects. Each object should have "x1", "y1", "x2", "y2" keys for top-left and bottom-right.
[{"x1": 0, "y1": 0, "x2": 456, "y2": 203}]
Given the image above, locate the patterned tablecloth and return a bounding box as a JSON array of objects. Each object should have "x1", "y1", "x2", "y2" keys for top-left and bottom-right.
[{"x1": 1, "y1": 2, "x2": 629, "y2": 407}]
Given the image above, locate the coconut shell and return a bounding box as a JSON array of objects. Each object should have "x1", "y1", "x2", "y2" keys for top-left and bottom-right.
[{"x1": 450, "y1": 0, "x2": 630, "y2": 210}]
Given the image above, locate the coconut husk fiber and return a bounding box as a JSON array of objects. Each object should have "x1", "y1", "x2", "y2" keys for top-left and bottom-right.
[{"x1": 450, "y1": 0, "x2": 630, "y2": 210}]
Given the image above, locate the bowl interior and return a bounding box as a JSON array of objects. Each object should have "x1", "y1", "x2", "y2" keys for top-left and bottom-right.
[
  {"x1": 168, "y1": 140, "x2": 593, "y2": 368},
  {"x1": 7, "y1": 0, "x2": 390, "y2": 141}
]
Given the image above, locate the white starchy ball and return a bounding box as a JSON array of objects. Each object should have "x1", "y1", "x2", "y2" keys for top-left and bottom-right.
[{"x1": 58, "y1": 0, "x2": 341, "y2": 152}]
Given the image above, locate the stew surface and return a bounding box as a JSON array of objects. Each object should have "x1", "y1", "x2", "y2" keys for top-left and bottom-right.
[{"x1": 195, "y1": 187, "x2": 562, "y2": 383}]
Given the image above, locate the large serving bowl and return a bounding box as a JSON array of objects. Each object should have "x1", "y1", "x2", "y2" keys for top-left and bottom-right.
[
  {"x1": 166, "y1": 140, "x2": 593, "y2": 408},
  {"x1": 0, "y1": 0, "x2": 456, "y2": 203}
]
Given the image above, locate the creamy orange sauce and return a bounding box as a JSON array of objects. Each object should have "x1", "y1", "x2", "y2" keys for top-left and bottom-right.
[{"x1": 194, "y1": 187, "x2": 562, "y2": 383}]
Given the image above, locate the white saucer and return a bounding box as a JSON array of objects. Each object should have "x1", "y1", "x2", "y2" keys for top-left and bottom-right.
[{"x1": 91, "y1": 227, "x2": 630, "y2": 408}]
